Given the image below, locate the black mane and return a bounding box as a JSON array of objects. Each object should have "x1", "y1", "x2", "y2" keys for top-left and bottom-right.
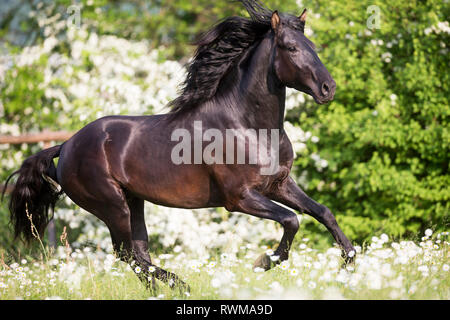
[
  {"x1": 168, "y1": 0, "x2": 305, "y2": 115},
  {"x1": 169, "y1": 0, "x2": 273, "y2": 115}
]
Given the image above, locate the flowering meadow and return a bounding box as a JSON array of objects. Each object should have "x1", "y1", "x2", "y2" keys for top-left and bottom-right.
[
  {"x1": 0, "y1": 228, "x2": 448, "y2": 300},
  {"x1": 1, "y1": 0, "x2": 449, "y2": 300}
]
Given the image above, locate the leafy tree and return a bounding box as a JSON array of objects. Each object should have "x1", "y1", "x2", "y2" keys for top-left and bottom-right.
[{"x1": 286, "y1": 0, "x2": 449, "y2": 241}]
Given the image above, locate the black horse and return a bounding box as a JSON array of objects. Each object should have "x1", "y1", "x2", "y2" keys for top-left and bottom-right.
[{"x1": 3, "y1": 0, "x2": 355, "y2": 290}]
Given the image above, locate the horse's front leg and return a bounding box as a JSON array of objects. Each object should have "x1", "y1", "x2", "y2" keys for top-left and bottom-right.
[
  {"x1": 269, "y1": 177, "x2": 356, "y2": 262},
  {"x1": 227, "y1": 189, "x2": 299, "y2": 271}
]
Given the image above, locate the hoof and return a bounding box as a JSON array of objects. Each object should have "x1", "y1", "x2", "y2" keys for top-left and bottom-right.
[{"x1": 253, "y1": 252, "x2": 273, "y2": 271}]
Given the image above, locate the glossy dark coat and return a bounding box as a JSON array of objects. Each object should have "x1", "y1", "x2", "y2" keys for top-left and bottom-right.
[{"x1": 3, "y1": 3, "x2": 354, "y2": 290}]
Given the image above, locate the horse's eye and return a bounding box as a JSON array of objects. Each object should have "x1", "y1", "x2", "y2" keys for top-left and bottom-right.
[{"x1": 287, "y1": 46, "x2": 297, "y2": 52}]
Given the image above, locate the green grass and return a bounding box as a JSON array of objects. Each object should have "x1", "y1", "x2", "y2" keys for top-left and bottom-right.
[{"x1": 1, "y1": 233, "x2": 448, "y2": 300}]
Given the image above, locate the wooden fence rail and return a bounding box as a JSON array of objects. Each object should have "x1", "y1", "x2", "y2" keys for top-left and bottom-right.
[{"x1": 0, "y1": 130, "x2": 74, "y2": 145}]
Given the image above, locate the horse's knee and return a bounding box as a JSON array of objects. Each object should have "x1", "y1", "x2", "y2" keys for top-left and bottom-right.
[{"x1": 281, "y1": 214, "x2": 299, "y2": 233}]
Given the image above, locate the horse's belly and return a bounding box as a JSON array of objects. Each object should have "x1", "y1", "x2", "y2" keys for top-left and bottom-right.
[{"x1": 124, "y1": 163, "x2": 222, "y2": 209}]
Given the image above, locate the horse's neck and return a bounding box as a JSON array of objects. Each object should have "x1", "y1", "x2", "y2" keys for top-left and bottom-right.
[
  {"x1": 236, "y1": 35, "x2": 286, "y2": 131},
  {"x1": 187, "y1": 35, "x2": 286, "y2": 131}
]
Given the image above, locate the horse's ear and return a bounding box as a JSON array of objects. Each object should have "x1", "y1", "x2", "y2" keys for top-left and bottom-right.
[
  {"x1": 271, "y1": 11, "x2": 281, "y2": 32},
  {"x1": 298, "y1": 9, "x2": 307, "y2": 33},
  {"x1": 299, "y1": 8, "x2": 307, "y2": 22}
]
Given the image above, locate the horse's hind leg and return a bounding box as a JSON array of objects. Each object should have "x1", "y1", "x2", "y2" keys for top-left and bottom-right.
[
  {"x1": 61, "y1": 172, "x2": 186, "y2": 291},
  {"x1": 123, "y1": 195, "x2": 154, "y2": 289},
  {"x1": 60, "y1": 175, "x2": 152, "y2": 288},
  {"x1": 127, "y1": 195, "x2": 189, "y2": 292}
]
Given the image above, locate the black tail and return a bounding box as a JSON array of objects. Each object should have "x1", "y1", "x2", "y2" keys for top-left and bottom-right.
[{"x1": 1, "y1": 145, "x2": 63, "y2": 243}]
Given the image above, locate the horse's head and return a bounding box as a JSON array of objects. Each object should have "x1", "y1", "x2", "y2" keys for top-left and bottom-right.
[{"x1": 271, "y1": 10, "x2": 335, "y2": 104}]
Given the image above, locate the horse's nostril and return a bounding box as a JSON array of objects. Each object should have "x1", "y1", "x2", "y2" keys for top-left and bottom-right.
[{"x1": 322, "y1": 83, "x2": 330, "y2": 96}]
